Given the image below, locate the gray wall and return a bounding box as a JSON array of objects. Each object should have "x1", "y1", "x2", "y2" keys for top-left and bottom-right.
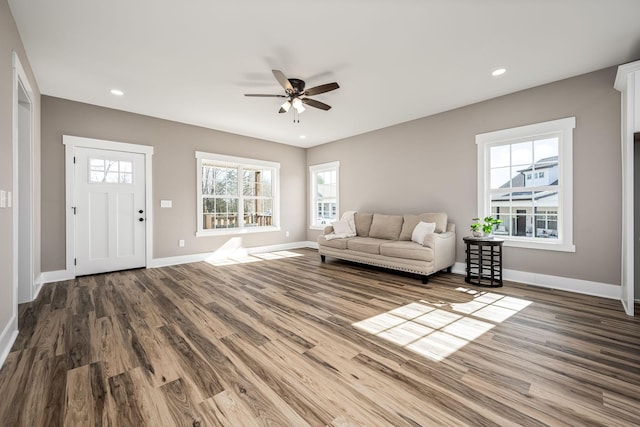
[
  {"x1": 0, "y1": 0, "x2": 40, "y2": 341},
  {"x1": 41, "y1": 96, "x2": 306, "y2": 271},
  {"x1": 307, "y1": 67, "x2": 622, "y2": 286},
  {"x1": 40, "y1": 67, "x2": 623, "y2": 287}
]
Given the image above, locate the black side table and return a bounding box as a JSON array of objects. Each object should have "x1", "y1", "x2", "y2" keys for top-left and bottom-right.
[{"x1": 463, "y1": 236, "x2": 504, "y2": 287}]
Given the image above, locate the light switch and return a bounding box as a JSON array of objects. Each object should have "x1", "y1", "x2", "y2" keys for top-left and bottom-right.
[
  {"x1": 160, "y1": 200, "x2": 172, "y2": 208},
  {"x1": 0, "y1": 190, "x2": 5, "y2": 208},
  {"x1": 7, "y1": 191, "x2": 11, "y2": 208}
]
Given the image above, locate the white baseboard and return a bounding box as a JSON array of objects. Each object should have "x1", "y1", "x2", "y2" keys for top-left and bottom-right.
[
  {"x1": 40, "y1": 269, "x2": 74, "y2": 285},
  {"x1": 0, "y1": 315, "x2": 18, "y2": 371},
  {"x1": 148, "y1": 241, "x2": 317, "y2": 268},
  {"x1": 451, "y1": 262, "x2": 620, "y2": 300},
  {"x1": 38, "y1": 245, "x2": 620, "y2": 302},
  {"x1": 32, "y1": 273, "x2": 44, "y2": 300}
]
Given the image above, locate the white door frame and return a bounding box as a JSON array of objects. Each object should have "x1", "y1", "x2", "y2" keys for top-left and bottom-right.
[
  {"x1": 63, "y1": 135, "x2": 154, "y2": 278},
  {"x1": 615, "y1": 60, "x2": 640, "y2": 316},
  {"x1": 12, "y1": 52, "x2": 35, "y2": 304}
]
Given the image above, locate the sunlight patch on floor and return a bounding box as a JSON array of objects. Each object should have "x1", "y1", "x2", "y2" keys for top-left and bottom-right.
[
  {"x1": 206, "y1": 250, "x2": 303, "y2": 266},
  {"x1": 353, "y1": 287, "x2": 532, "y2": 362}
]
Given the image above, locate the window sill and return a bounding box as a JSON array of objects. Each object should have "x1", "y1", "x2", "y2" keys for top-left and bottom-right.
[
  {"x1": 309, "y1": 225, "x2": 328, "y2": 231},
  {"x1": 502, "y1": 238, "x2": 575, "y2": 252},
  {"x1": 196, "y1": 226, "x2": 280, "y2": 237}
]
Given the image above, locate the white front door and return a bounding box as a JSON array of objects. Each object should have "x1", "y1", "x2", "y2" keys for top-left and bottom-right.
[{"x1": 74, "y1": 147, "x2": 146, "y2": 275}]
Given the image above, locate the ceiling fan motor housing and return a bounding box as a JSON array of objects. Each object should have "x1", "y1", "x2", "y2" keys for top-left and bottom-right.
[{"x1": 288, "y1": 78, "x2": 305, "y2": 95}]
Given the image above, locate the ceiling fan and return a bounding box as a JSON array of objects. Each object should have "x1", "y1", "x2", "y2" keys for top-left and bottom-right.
[{"x1": 245, "y1": 70, "x2": 339, "y2": 114}]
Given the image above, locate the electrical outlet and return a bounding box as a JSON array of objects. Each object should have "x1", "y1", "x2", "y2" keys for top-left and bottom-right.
[
  {"x1": 7, "y1": 191, "x2": 11, "y2": 208},
  {"x1": 179, "y1": 239, "x2": 185, "y2": 247},
  {"x1": 285, "y1": 231, "x2": 290, "y2": 238}
]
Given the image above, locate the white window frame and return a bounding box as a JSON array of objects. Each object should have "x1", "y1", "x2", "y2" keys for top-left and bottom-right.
[
  {"x1": 196, "y1": 151, "x2": 280, "y2": 237},
  {"x1": 309, "y1": 161, "x2": 340, "y2": 230},
  {"x1": 476, "y1": 117, "x2": 576, "y2": 252}
]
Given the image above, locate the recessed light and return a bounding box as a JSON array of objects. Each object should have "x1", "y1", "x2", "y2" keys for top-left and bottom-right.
[
  {"x1": 492, "y1": 68, "x2": 506, "y2": 77},
  {"x1": 299, "y1": 135, "x2": 306, "y2": 139},
  {"x1": 110, "y1": 89, "x2": 124, "y2": 96}
]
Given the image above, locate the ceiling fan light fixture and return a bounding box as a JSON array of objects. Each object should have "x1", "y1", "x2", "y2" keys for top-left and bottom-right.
[
  {"x1": 281, "y1": 100, "x2": 291, "y2": 112},
  {"x1": 292, "y1": 97, "x2": 305, "y2": 113}
]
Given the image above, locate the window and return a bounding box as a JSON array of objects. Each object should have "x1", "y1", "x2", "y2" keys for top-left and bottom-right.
[
  {"x1": 89, "y1": 158, "x2": 133, "y2": 184},
  {"x1": 196, "y1": 152, "x2": 279, "y2": 236},
  {"x1": 476, "y1": 117, "x2": 575, "y2": 252},
  {"x1": 310, "y1": 161, "x2": 339, "y2": 229}
]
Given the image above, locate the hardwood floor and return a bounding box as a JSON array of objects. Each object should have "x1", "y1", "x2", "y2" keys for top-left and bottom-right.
[{"x1": 1, "y1": 248, "x2": 639, "y2": 426}]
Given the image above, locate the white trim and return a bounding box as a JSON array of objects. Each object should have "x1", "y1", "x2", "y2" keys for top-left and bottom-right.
[
  {"x1": 614, "y1": 61, "x2": 639, "y2": 316},
  {"x1": 147, "y1": 241, "x2": 315, "y2": 268},
  {"x1": 195, "y1": 226, "x2": 281, "y2": 238},
  {"x1": 195, "y1": 151, "x2": 280, "y2": 169},
  {"x1": 32, "y1": 274, "x2": 43, "y2": 300},
  {"x1": 63, "y1": 136, "x2": 154, "y2": 279},
  {"x1": 0, "y1": 314, "x2": 18, "y2": 370},
  {"x1": 36, "y1": 240, "x2": 619, "y2": 305},
  {"x1": 451, "y1": 262, "x2": 620, "y2": 300},
  {"x1": 12, "y1": 52, "x2": 36, "y2": 309},
  {"x1": 476, "y1": 117, "x2": 575, "y2": 252},
  {"x1": 309, "y1": 161, "x2": 340, "y2": 230},
  {"x1": 40, "y1": 269, "x2": 75, "y2": 284}
]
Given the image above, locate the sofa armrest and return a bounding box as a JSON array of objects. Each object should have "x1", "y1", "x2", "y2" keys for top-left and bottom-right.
[
  {"x1": 323, "y1": 225, "x2": 334, "y2": 235},
  {"x1": 423, "y1": 230, "x2": 456, "y2": 272}
]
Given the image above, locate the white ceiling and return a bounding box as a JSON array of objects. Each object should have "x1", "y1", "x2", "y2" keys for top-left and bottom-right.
[{"x1": 8, "y1": 0, "x2": 640, "y2": 148}]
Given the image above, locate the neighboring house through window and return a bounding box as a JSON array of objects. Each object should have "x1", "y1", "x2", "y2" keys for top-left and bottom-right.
[
  {"x1": 196, "y1": 151, "x2": 279, "y2": 236},
  {"x1": 310, "y1": 161, "x2": 340, "y2": 229},
  {"x1": 476, "y1": 117, "x2": 575, "y2": 252}
]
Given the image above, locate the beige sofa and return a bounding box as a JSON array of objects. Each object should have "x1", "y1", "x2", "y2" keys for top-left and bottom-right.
[{"x1": 318, "y1": 212, "x2": 456, "y2": 284}]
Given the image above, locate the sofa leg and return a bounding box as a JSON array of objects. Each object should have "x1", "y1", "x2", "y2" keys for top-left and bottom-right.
[
  {"x1": 320, "y1": 255, "x2": 326, "y2": 263},
  {"x1": 422, "y1": 275, "x2": 429, "y2": 285},
  {"x1": 446, "y1": 266, "x2": 452, "y2": 273}
]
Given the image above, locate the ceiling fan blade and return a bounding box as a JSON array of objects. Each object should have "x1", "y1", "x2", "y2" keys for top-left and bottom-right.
[
  {"x1": 245, "y1": 94, "x2": 286, "y2": 97},
  {"x1": 272, "y1": 70, "x2": 293, "y2": 92},
  {"x1": 303, "y1": 82, "x2": 339, "y2": 96},
  {"x1": 302, "y1": 98, "x2": 331, "y2": 111}
]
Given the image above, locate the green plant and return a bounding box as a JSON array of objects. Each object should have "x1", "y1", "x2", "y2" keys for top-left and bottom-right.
[{"x1": 471, "y1": 216, "x2": 503, "y2": 235}]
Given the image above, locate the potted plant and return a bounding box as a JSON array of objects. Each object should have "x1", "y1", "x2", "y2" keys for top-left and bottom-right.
[{"x1": 471, "y1": 216, "x2": 503, "y2": 237}]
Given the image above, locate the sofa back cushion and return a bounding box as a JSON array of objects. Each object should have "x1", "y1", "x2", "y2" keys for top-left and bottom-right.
[
  {"x1": 399, "y1": 212, "x2": 448, "y2": 240},
  {"x1": 369, "y1": 214, "x2": 404, "y2": 240},
  {"x1": 354, "y1": 212, "x2": 374, "y2": 237}
]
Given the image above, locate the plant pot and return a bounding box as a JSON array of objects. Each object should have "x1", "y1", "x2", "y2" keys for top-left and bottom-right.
[{"x1": 472, "y1": 231, "x2": 484, "y2": 238}]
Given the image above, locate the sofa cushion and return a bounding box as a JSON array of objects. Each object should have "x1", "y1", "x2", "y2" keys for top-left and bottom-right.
[
  {"x1": 354, "y1": 212, "x2": 374, "y2": 237},
  {"x1": 346, "y1": 237, "x2": 387, "y2": 255},
  {"x1": 317, "y1": 235, "x2": 350, "y2": 250},
  {"x1": 331, "y1": 219, "x2": 352, "y2": 234},
  {"x1": 399, "y1": 212, "x2": 448, "y2": 239},
  {"x1": 411, "y1": 221, "x2": 436, "y2": 245},
  {"x1": 369, "y1": 214, "x2": 403, "y2": 240},
  {"x1": 380, "y1": 241, "x2": 434, "y2": 262}
]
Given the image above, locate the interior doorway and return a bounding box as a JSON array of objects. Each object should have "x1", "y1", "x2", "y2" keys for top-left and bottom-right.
[{"x1": 12, "y1": 53, "x2": 35, "y2": 304}]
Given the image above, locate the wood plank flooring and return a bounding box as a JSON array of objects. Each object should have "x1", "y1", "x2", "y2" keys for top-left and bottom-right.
[{"x1": 1, "y1": 248, "x2": 639, "y2": 426}]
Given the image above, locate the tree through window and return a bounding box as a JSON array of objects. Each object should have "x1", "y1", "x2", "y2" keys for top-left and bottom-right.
[{"x1": 196, "y1": 152, "x2": 279, "y2": 235}]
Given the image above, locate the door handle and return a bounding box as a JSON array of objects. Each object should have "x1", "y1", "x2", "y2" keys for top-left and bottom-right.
[
  {"x1": 139, "y1": 218, "x2": 144, "y2": 222},
  {"x1": 138, "y1": 209, "x2": 144, "y2": 214}
]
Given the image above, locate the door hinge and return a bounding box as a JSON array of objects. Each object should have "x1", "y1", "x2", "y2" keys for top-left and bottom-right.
[
  {"x1": 72, "y1": 206, "x2": 76, "y2": 214},
  {"x1": 74, "y1": 258, "x2": 77, "y2": 266},
  {"x1": 73, "y1": 156, "x2": 76, "y2": 164}
]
